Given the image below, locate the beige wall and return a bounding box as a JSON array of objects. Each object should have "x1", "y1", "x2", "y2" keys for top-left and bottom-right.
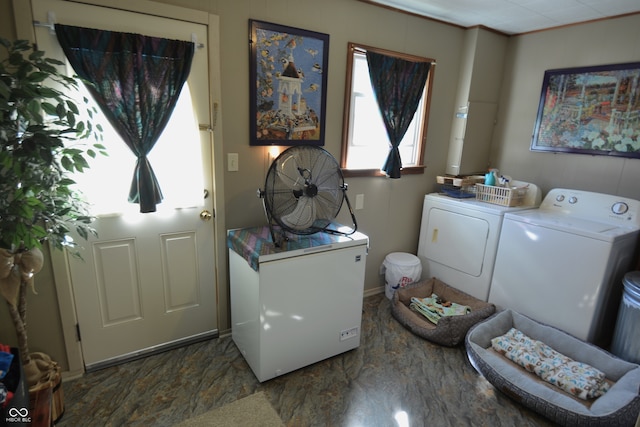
[
  {"x1": 152, "y1": 0, "x2": 466, "y2": 330},
  {"x1": 2, "y1": 0, "x2": 639, "y2": 373},
  {"x1": 493, "y1": 14, "x2": 640, "y2": 198},
  {"x1": 0, "y1": 0, "x2": 16, "y2": 41}
]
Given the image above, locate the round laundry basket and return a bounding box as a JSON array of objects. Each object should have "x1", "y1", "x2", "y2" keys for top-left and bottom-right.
[{"x1": 381, "y1": 252, "x2": 422, "y2": 299}]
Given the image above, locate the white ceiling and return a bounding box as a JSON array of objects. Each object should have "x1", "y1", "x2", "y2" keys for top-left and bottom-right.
[{"x1": 367, "y1": 0, "x2": 640, "y2": 35}]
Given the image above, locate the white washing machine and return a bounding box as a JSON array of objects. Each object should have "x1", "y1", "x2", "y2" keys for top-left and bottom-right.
[
  {"x1": 489, "y1": 188, "x2": 640, "y2": 347},
  {"x1": 417, "y1": 182, "x2": 541, "y2": 301}
]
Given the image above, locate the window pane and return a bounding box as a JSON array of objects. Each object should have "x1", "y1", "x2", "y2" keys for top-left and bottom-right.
[{"x1": 72, "y1": 82, "x2": 204, "y2": 216}]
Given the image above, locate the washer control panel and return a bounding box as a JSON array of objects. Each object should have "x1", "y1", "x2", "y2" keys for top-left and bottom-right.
[{"x1": 541, "y1": 188, "x2": 640, "y2": 227}]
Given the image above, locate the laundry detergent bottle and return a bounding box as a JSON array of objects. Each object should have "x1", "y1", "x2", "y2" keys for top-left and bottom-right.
[{"x1": 484, "y1": 169, "x2": 498, "y2": 186}]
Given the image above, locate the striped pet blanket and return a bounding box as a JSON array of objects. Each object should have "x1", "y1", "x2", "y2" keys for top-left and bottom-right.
[{"x1": 491, "y1": 328, "x2": 610, "y2": 400}]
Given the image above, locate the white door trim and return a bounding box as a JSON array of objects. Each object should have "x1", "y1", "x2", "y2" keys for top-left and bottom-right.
[{"x1": 17, "y1": 0, "x2": 226, "y2": 377}]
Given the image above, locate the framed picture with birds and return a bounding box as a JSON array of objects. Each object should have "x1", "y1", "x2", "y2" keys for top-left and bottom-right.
[{"x1": 249, "y1": 20, "x2": 329, "y2": 146}]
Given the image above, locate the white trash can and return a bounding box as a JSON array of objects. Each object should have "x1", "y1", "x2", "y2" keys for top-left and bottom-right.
[{"x1": 381, "y1": 252, "x2": 422, "y2": 299}]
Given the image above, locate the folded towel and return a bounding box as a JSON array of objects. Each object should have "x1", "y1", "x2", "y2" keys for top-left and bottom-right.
[
  {"x1": 409, "y1": 293, "x2": 471, "y2": 325},
  {"x1": 491, "y1": 328, "x2": 609, "y2": 400}
]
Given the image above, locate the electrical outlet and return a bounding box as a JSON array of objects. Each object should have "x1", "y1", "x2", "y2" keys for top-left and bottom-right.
[
  {"x1": 355, "y1": 194, "x2": 364, "y2": 210},
  {"x1": 340, "y1": 327, "x2": 358, "y2": 341}
]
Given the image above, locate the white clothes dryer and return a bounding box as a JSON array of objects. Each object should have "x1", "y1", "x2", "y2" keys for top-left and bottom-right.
[
  {"x1": 417, "y1": 182, "x2": 540, "y2": 301},
  {"x1": 489, "y1": 189, "x2": 640, "y2": 347}
]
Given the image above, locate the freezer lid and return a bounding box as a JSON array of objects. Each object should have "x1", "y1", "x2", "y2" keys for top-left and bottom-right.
[{"x1": 227, "y1": 225, "x2": 369, "y2": 270}]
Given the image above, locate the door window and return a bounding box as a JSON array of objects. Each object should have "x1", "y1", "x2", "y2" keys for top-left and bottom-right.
[{"x1": 70, "y1": 77, "x2": 204, "y2": 216}]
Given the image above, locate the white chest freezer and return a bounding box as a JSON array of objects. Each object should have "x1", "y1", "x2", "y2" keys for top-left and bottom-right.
[{"x1": 228, "y1": 226, "x2": 369, "y2": 382}]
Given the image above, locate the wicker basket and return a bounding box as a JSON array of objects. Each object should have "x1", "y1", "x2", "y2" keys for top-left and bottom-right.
[{"x1": 476, "y1": 184, "x2": 528, "y2": 207}]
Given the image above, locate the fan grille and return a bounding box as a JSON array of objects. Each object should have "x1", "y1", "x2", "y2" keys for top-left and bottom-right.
[{"x1": 264, "y1": 145, "x2": 345, "y2": 234}]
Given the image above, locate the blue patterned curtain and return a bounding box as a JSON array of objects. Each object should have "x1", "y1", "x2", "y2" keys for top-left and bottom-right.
[
  {"x1": 55, "y1": 24, "x2": 194, "y2": 212},
  {"x1": 366, "y1": 52, "x2": 431, "y2": 178}
]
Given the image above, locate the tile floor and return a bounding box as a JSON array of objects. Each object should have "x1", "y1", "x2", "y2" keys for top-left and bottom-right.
[{"x1": 56, "y1": 294, "x2": 556, "y2": 426}]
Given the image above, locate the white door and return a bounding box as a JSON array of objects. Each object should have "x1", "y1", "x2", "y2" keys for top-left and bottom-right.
[{"x1": 32, "y1": 0, "x2": 218, "y2": 369}]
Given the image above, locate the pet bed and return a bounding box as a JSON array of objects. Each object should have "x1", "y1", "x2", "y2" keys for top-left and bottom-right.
[
  {"x1": 391, "y1": 277, "x2": 496, "y2": 346},
  {"x1": 465, "y1": 309, "x2": 640, "y2": 426}
]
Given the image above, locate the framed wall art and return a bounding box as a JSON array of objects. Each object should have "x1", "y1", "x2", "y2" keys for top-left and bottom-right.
[
  {"x1": 249, "y1": 20, "x2": 329, "y2": 146},
  {"x1": 531, "y1": 62, "x2": 640, "y2": 158}
]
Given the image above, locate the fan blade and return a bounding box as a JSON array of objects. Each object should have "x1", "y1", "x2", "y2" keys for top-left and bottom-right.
[
  {"x1": 280, "y1": 196, "x2": 316, "y2": 231},
  {"x1": 276, "y1": 153, "x2": 306, "y2": 190}
]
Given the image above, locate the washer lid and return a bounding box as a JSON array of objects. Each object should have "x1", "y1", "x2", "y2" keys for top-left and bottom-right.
[{"x1": 503, "y1": 210, "x2": 638, "y2": 240}]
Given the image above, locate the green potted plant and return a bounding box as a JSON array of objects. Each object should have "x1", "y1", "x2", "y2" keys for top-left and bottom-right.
[{"x1": 0, "y1": 37, "x2": 105, "y2": 390}]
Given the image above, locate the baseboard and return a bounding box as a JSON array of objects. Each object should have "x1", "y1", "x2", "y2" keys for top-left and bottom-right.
[
  {"x1": 363, "y1": 286, "x2": 384, "y2": 298},
  {"x1": 61, "y1": 368, "x2": 85, "y2": 382}
]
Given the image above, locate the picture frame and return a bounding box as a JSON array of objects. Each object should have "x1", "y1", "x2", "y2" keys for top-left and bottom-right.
[
  {"x1": 249, "y1": 20, "x2": 329, "y2": 146},
  {"x1": 531, "y1": 62, "x2": 640, "y2": 158}
]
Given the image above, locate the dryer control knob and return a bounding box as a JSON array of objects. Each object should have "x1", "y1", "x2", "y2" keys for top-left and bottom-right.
[
  {"x1": 612, "y1": 202, "x2": 629, "y2": 215},
  {"x1": 555, "y1": 195, "x2": 565, "y2": 202},
  {"x1": 569, "y1": 196, "x2": 578, "y2": 204}
]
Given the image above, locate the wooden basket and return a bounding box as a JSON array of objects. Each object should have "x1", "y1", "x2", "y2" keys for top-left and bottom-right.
[
  {"x1": 475, "y1": 184, "x2": 528, "y2": 207},
  {"x1": 436, "y1": 175, "x2": 484, "y2": 187}
]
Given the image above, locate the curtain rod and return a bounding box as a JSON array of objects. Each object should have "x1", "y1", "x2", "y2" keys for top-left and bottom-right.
[
  {"x1": 352, "y1": 46, "x2": 436, "y2": 65},
  {"x1": 32, "y1": 19, "x2": 205, "y2": 49},
  {"x1": 33, "y1": 20, "x2": 55, "y2": 31}
]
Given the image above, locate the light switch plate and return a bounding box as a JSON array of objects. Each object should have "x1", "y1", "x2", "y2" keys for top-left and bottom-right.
[{"x1": 228, "y1": 153, "x2": 239, "y2": 171}]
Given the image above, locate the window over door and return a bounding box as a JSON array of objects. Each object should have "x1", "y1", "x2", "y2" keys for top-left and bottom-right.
[{"x1": 341, "y1": 43, "x2": 435, "y2": 177}]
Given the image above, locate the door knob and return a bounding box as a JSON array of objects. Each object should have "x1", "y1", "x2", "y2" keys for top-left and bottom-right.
[{"x1": 200, "y1": 210, "x2": 213, "y2": 221}]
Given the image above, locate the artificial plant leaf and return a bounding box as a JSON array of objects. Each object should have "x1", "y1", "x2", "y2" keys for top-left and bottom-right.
[
  {"x1": 43, "y1": 57, "x2": 64, "y2": 66},
  {"x1": 73, "y1": 154, "x2": 89, "y2": 171},
  {"x1": 28, "y1": 49, "x2": 44, "y2": 60},
  {"x1": 26, "y1": 99, "x2": 41, "y2": 118},
  {"x1": 41, "y1": 102, "x2": 57, "y2": 116},
  {"x1": 26, "y1": 71, "x2": 48, "y2": 83},
  {"x1": 61, "y1": 155, "x2": 73, "y2": 171},
  {"x1": 38, "y1": 87, "x2": 59, "y2": 98},
  {"x1": 65, "y1": 100, "x2": 79, "y2": 114},
  {"x1": 56, "y1": 102, "x2": 66, "y2": 119},
  {"x1": 0, "y1": 79, "x2": 10, "y2": 99}
]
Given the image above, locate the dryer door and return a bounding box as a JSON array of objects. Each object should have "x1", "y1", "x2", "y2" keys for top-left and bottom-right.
[{"x1": 419, "y1": 208, "x2": 489, "y2": 277}]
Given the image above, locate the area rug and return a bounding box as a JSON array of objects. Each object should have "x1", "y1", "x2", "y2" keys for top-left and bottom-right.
[{"x1": 175, "y1": 392, "x2": 284, "y2": 427}]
